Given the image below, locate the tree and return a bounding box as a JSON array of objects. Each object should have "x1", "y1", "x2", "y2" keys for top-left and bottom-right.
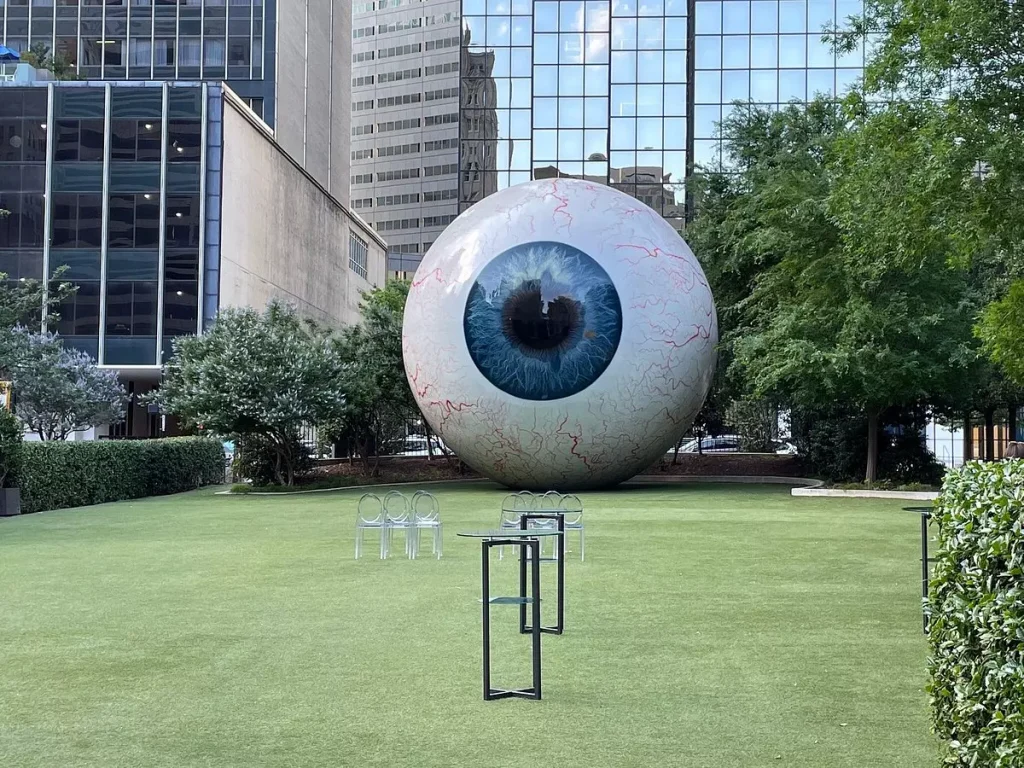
[
  {"x1": 977, "y1": 280, "x2": 1024, "y2": 386},
  {"x1": 157, "y1": 300, "x2": 349, "y2": 486},
  {"x1": 10, "y1": 329, "x2": 126, "y2": 440},
  {"x1": 0, "y1": 268, "x2": 75, "y2": 375},
  {"x1": 21, "y1": 43, "x2": 81, "y2": 81},
  {"x1": 841, "y1": 0, "x2": 1024, "y2": 400},
  {"x1": 690, "y1": 101, "x2": 972, "y2": 481},
  {"x1": 324, "y1": 280, "x2": 418, "y2": 473}
]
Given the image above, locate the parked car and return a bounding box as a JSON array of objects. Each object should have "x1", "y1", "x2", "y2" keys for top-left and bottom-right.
[
  {"x1": 398, "y1": 434, "x2": 448, "y2": 456},
  {"x1": 668, "y1": 435, "x2": 798, "y2": 455}
]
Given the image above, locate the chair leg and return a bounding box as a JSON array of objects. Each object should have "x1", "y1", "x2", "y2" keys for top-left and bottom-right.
[{"x1": 355, "y1": 528, "x2": 361, "y2": 559}]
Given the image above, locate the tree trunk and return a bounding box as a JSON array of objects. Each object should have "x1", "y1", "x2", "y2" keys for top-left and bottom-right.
[
  {"x1": 962, "y1": 412, "x2": 973, "y2": 463},
  {"x1": 865, "y1": 410, "x2": 880, "y2": 483},
  {"x1": 1009, "y1": 403, "x2": 1018, "y2": 445},
  {"x1": 984, "y1": 407, "x2": 996, "y2": 461},
  {"x1": 672, "y1": 440, "x2": 681, "y2": 465}
]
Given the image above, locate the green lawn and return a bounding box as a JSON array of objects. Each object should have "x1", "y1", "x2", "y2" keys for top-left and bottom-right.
[{"x1": 0, "y1": 482, "x2": 937, "y2": 767}]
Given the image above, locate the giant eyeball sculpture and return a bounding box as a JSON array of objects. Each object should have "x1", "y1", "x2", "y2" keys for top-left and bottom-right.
[{"x1": 402, "y1": 178, "x2": 717, "y2": 490}]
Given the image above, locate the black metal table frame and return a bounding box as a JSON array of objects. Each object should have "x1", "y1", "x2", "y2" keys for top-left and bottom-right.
[
  {"x1": 905, "y1": 506, "x2": 934, "y2": 635},
  {"x1": 518, "y1": 512, "x2": 565, "y2": 635},
  {"x1": 481, "y1": 536, "x2": 543, "y2": 701}
]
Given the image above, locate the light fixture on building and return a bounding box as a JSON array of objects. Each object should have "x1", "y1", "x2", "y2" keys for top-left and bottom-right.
[
  {"x1": 176, "y1": 290, "x2": 183, "y2": 296},
  {"x1": 175, "y1": 146, "x2": 184, "y2": 153},
  {"x1": 39, "y1": 123, "x2": 46, "y2": 129},
  {"x1": 175, "y1": 212, "x2": 183, "y2": 218},
  {"x1": 143, "y1": 193, "x2": 152, "y2": 199},
  {"x1": 144, "y1": 123, "x2": 153, "y2": 130}
]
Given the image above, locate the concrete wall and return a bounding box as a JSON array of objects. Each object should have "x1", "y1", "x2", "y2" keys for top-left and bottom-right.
[
  {"x1": 218, "y1": 97, "x2": 386, "y2": 328},
  {"x1": 274, "y1": 0, "x2": 350, "y2": 204}
]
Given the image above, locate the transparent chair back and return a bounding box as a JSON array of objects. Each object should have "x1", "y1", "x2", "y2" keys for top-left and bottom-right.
[
  {"x1": 355, "y1": 492, "x2": 386, "y2": 559},
  {"x1": 558, "y1": 493, "x2": 585, "y2": 561},
  {"x1": 410, "y1": 490, "x2": 442, "y2": 559},
  {"x1": 382, "y1": 490, "x2": 414, "y2": 559}
]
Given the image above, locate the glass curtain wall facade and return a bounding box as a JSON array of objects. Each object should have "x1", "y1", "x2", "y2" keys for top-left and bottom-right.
[
  {"x1": 0, "y1": 83, "x2": 207, "y2": 367},
  {"x1": 458, "y1": 0, "x2": 864, "y2": 223},
  {"x1": 692, "y1": 0, "x2": 865, "y2": 167},
  {"x1": 0, "y1": 1, "x2": 273, "y2": 122}
]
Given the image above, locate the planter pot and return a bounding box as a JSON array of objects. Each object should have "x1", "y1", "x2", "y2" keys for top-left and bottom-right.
[{"x1": 0, "y1": 487, "x2": 21, "y2": 516}]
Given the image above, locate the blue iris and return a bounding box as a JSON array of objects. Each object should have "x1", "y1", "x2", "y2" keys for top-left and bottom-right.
[{"x1": 464, "y1": 241, "x2": 623, "y2": 401}]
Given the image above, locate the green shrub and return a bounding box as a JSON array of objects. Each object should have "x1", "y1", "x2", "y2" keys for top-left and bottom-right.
[
  {"x1": 0, "y1": 408, "x2": 23, "y2": 488},
  {"x1": 929, "y1": 460, "x2": 1024, "y2": 767},
  {"x1": 18, "y1": 437, "x2": 225, "y2": 514}
]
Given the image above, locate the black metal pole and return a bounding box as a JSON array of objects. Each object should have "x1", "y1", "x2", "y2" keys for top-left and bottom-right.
[
  {"x1": 921, "y1": 513, "x2": 929, "y2": 635},
  {"x1": 557, "y1": 515, "x2": 565, "y2": 633},
  {"x1": 482, "y1": 540, "x2": 491, "y2": 700},
  {"x1": 519, "y1": 526, "x2": 528, "y2": 634},
  {"x1": 531, "y1": 538, "x2": 542, "y2": 700}
]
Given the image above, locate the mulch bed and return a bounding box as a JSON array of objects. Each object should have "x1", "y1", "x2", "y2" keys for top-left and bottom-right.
[{"x1": 297, "y1": 452, "x2": 802, "y2": 487}]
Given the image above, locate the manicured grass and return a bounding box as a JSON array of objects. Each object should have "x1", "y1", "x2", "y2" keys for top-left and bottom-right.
[{"x1": 0, "y1": 482, "x2": 936, "y2": 767}]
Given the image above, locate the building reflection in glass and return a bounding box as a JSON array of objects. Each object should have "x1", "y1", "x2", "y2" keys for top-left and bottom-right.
[{"x1": 458, "y1": 0, "x2": 687, "y2": 232}]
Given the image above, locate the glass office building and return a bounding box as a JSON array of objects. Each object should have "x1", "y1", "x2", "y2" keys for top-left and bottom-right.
[
  {"x1": 1, "y1": 83, "x2": 208, "y2": 367},
  {"x1": 2, "y1": 1, "x2": 353, "y2": 200},
  {"x1": 457, "y1": 0, "x2": 865, "y2": 226},
  {"x1": 0, "y1": 1, "x2": 273, "y2": 119}
]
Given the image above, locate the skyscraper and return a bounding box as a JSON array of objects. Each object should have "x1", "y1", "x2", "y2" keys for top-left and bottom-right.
[
  {"x1": 458, "y1": 0, "x2": 865, "y2": 227},
  {"x1": 0, "y1": 0, "x2": 351, "y2": 200},
  {"x1": 350, "y1": 0, "x2": 463, "y2": 277}
]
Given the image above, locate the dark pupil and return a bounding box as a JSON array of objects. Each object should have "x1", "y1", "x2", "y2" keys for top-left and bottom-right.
[{"x1": 502, "y1": 284, "x2": 579, "y2": 352}]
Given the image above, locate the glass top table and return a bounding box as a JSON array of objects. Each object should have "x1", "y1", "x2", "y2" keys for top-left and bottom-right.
[{"x1": 457, "y1": 530, "x2": 562, "y2": 538}]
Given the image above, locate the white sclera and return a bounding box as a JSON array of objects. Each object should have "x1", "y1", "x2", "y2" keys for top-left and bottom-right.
[{"x1": 402, "y1": 178, "x2": 718, "y2": 490}]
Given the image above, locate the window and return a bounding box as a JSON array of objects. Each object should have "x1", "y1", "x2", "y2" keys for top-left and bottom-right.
[
  {"x1": 352, "y1": 198, "x2": 373, "y2": 209},
  {"x1": 349, "y1": 233, "x2": 369, "y2": 279},
  {"x1": 423, "y1": 188, "x2": 458, "y2": 202},
  {"x1": 353, "y1": 26, "x2": 375, "y2": 39},
  {"x1": 425, "y1": 61, "x2": 459, "y2": 76},
  {"x1": 54, "y1": 119, "x2": 104, "y2": 162},
  {"x1": 110, "y1": 120, "x2": 162, "y2": 162},
  {"x1": 168, "y1": 120, "x2": 202, "y2": 162},
  {"x1": 378, "y1": 43, "x2": 422, "y2": 59},
  {"x1": 425, "y1": 87, "x2": 458, "y2": 102},
  {"x1": 352, "y1": 173, "x2": 374, "y2": 185},
  {"x1": 50, "y1": 193, "x2": 102, "y2": 249},
  {"x1": 425, "y1": 36, "x2": 460, "y2": 51},
  {"x1": 353, "y1": 99, "x2": 374, "y2": 112},
  {"x1": 108, "y1": 194, "x2": 160, "y2": 248},
  {"x1": 352, "y1": 50, "x2": 375, "y2": 63},
  {"x1": 377, "y1": 168, "x2": 421, "y2": 182},
  {"x1": 424, "y1": 113, "x2": 458, "y2": 127},
  {"x1": 424, "y1": 163, "x2": 458, "y2": 177},
  {"x1": 377, "y1": 93, "x2": 421, "y2": 108},
  {"x1": 376, "y1": 142, "x2": 420, "y2": 158},
  {"x1": 423, "y1": 215, "x2": 456, "y2": 227},
  {"x1": 352, "y1": 75, "x2": 375, "y2": 87},
  {"x1": 376, "y1": 193, "x2": 421, "y2": 207},
  {"x1": 424, "y1": 138, "x2": 458, "y2": 152},
  {"x1": 379, "y1": 67, "x2": 422, "y2": 84},
  {"x1": 351, "y1": 148, "x2": 373, "y2": 160},
  {"x1": 377, "y1": 118, "x2": 422, "y2": 133},
  {"x1": 375, "y1": 218, "x2": 421, "y2": 232},
  {"x1": 352, "y1": 124, "x2": 374, "y2": 136}
]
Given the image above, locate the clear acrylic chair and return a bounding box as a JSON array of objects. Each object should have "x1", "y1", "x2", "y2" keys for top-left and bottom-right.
[
  {"x1": 498, "y1": 493, "x2": 530, "y2": 560},
  {"x1": 355, "y1": 493, "x2": 386, "y2": 559},
  {"x1": 410, "y1": 490, "x2": 442, "y2": 559},
  {"x1": 383, "y1": 490, "x2": 414, "y2": 559},
  {"x1": 558, "y1": 493, "x2": 585, "y2": 561}
]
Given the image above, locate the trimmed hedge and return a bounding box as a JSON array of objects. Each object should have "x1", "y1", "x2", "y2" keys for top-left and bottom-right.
[
  {"x1": 929, "y1": 460, "x2": 1024, "y2": 767},
  {"x1": 19, "y1": 437, "x2": 225, "y2": 514}
]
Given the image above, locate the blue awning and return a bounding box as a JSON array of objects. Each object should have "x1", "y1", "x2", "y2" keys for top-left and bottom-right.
[{"x1": 0, "y1": 45, "x2": 20, "y2": 62}]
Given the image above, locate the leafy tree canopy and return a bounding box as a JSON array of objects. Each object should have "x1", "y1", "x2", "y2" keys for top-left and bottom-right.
[
  {"x1": 157, "y1": 300, "x2": 349, "y2": 485},
  {"x1": 10, "y1": 329, "x2": 126, "y2": 441}
]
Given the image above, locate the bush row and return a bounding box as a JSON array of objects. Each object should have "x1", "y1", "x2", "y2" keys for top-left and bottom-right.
[
  {"x1": 18, "y1": 437, "x2": 225, "y2": 514},
  {"x1": 929, "y1": 459, "x2": 1024, "y2": 767}
]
